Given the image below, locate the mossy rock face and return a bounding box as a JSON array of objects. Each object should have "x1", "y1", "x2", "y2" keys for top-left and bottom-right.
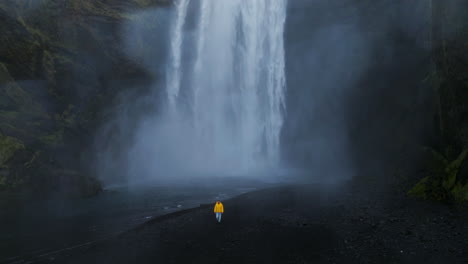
[
  {"x1": 0, "y1": 133, "x2": 25, "y2": 189},
  {"x1": 0, "y1": 133, "x2": 25, "y2": 167},
  {"x1": 39, "y1": 130, "x2": 64, "y2": 147},
  {"x1": 0, "y1": 64, "x2": 16, "y2": 109},
  {"x1": 0, "y1": 63, "x2": 32, "y2": 110},
  {"x1": 0, "y1": 62, "x2": 14, "y2": 84},
  {"x1": 0, "y1": 8, "x2": 43, "y2": 79},
  {"x1": 0, "y1": 60, "x2": 45, "y2": 121},
  {"x1": 0, "y1": 0, "x2": 171, "y2": 195},
  {"x1": 451, "y1": 182, "x2": 468, "y2": 201},
  {"x1": 409, "y1": 149, "x2": 468, "y2": 202},
  {"x1": 408, "y1": 176, "x2": 430, "y2": 200}
]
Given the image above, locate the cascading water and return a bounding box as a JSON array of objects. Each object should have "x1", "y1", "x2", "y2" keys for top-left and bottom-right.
[
  {"x1": 166, "y1": 0, "x2": 190, "y2": 110},
  {"x1": 158, "y1": 0, "x2": 287, "y2": 176}
]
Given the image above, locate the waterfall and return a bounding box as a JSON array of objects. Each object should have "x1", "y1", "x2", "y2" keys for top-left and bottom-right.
[
  {"x1": 162, "y1": 0, "x2": 287, "y2": 174},
  {"x1": 166, "y1": 0, "x2": 190, "y2": 110}
]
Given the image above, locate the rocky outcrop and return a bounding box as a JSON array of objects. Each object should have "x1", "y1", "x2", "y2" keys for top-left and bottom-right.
[
  {"x1": 0, "y1": 0, "x2": 170, "y2": 195},
  {"x1": 408, "y1": 0, "x2": 468, "y2": 202}
]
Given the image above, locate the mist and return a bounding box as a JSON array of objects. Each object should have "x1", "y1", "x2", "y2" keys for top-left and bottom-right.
[
  {"x1": 94, "y1": 0, "x2": 434, "y2": 189},
  {"x1": 96, "y1": 0, "x2": 289, "y2": 186},
  {"x1": 283, "y1": 0, "x2": 433, "y2": 184}
]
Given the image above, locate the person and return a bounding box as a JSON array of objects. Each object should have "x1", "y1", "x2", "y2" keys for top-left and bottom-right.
[{"x1": 213, "y1": 200, "x2": 224, "y2": 223}]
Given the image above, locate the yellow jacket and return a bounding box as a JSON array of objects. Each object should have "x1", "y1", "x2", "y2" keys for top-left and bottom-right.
[{"x1": 214, "y1": 202, "x2": 224, "y2": 213}]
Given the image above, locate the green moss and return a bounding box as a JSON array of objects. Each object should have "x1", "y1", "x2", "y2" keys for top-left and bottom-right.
[
  {"x1": 409, "y1": 148, "x2": 468, "y2": 202},
  {"x1": 451, "y1": 182, "x2": 468, "y2": 201},
  {"x1": 0, "y1": 123, "x2": 21, "y2": 133},
  {"x1": 444, "y1": 149, "x2": 468, "y2": 191},
  {"x1": 58, "y1": 104, "x2": 77, "y2": 127},
  {"x1": 0, "y1": 133, "x2": 25, "y2": 167},
  {"x1": 42, "y1": 50, "x2": 56, "y2": 83},
  {"x1": 39, "y1": 129, "x2": 64, "y2": 146},
  {"x1": 0, "y1": 63, "x2": 44, "y2": 114},
  {"x1": 4, "y1": 82, "x2": 31, "y2": 106},
  {"x1": 0, "y1": 63, "x2": 14, "y2": 84},
  {"x1": 17, "y1": 16, "x2": 49, "y2": 43},
  {"x1": 24, "y1": 151, "x2": 39, "y2": 168},
  {"x1": 0, "y1": 111, "x2": 21, "y2": 120},
  {"x1": 408, "y1": 176, "x2": 429, "y2": 199},
  {"x1": 53, "y1": 53, "x2": 74, "y2": 65}
]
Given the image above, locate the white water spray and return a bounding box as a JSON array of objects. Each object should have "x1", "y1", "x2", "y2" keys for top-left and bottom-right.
[
  {"x1": 159, "y1": 0, "x2": 287, "y2": 175},
  {"x1": 166, "y1": 0, "x2": 190, "y2": 110}
]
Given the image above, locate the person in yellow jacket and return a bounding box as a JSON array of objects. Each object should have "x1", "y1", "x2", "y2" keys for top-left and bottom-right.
[{"x1": 213, "y1": 200, "x2": 224, "y2": 223}]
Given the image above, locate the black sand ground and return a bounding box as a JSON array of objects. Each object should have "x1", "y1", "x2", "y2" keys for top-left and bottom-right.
[{"x1": 29, "y1": 184, "x2": 468, "y2": 264}]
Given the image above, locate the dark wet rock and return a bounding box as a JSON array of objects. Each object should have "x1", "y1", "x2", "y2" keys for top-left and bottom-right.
[{"x1": 0, "y1": 0, "x2": 170, "y2": 195}]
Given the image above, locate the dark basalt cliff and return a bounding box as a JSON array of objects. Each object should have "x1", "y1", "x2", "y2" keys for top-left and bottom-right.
[
  {"x1": 0, "y1": 0, "x2": 170, "y2": 195},
  {"x1": 284, "y1": 0, "x2": 468, "y2": 202}
]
